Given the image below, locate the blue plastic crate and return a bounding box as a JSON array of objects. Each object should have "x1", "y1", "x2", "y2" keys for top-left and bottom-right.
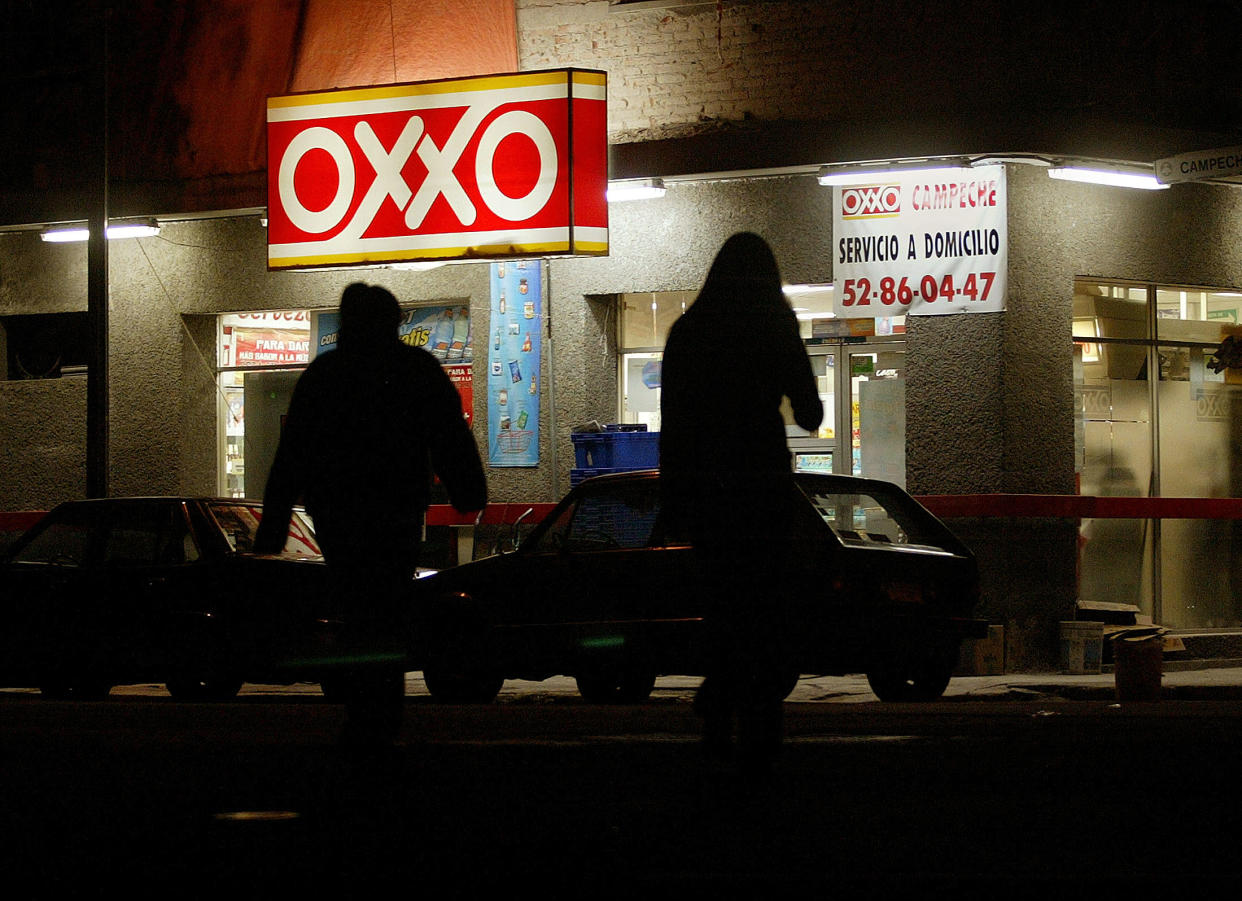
[
  {"x1": 568, "y1": 487, "x2": 660, "y2": 548},
  {"x1": 571, "y1": 430, "x2": 659, "y2": 470}
]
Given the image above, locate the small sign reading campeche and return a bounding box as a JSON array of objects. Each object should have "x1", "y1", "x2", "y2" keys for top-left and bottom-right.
[{"x1": 266, "y1": 69, "x2": 608, "y2": 270}]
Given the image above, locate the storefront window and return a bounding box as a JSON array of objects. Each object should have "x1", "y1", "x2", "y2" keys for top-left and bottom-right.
[
  {"x1": 618, "y1": 292, "x2": 694, "y2": 431},
  {"x1": 1074, "y1": 279, "x2": 1242, "y2": 629},
  {"x1": 217, "y1": 311, "x2": 313, "y2": 498},
  {"x1": 216, "y1": 305, "x2": 475, "y2": 499},
  {"x1": 616, "y1": 288, "x2": 905, "y2": 482}
]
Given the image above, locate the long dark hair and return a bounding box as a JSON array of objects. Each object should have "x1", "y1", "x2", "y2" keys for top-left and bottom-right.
[{"x1": 695, "y1": 232, "x2": 786, "y2": 312}]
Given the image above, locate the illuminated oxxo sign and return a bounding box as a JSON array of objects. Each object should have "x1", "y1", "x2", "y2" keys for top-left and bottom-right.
[{"x1": 266, "y1": 68, "x2": 608, "y2": 270}]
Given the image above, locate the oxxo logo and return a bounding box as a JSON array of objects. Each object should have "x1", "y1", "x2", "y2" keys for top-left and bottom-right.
[
  {"x1": 266, "y1": 69, "x2": 609, "y2": 270},
  {"x1": 275, "y1": 103, "x2": 559, "y2": 238},
  {"x1": 840, "y1": 184, "x2": 902, "y2": 218}
]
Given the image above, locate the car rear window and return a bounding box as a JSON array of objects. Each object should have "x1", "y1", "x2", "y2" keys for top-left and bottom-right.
[
  {"x1": 532, "y1": 484, "x2": 661, "y2": 552},
  {"x1": 802, "y1": 488, "x2": 953, "y2": 552}
]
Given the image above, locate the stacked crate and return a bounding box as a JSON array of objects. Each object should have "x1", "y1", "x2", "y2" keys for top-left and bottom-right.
[{"x1": 570, "y1": 424, "x2": 660, "y2": 486}]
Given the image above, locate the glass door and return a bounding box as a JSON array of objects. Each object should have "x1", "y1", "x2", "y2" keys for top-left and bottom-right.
[
  {"x1": 786, "y1": 350, "x2": 837, "y2": 472},
  {"x1": 846, "y1": 344, "x2": 906, "y2": 486},
  {"x1": 793, "y1": 342, "x2": 906, "y2": 485}
]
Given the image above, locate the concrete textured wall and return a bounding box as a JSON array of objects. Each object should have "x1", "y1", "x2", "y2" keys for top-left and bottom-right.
[{"x1": 0, "y1": 377, "x2": 87, "y2": 510}]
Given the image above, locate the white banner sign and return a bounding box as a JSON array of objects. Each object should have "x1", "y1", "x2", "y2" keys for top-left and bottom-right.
[{"x1": 833, "y1": 166, "x2": 1007, "y2": 317}]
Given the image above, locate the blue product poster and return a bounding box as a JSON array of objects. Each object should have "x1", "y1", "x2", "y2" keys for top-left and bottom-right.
[
  {"x1": 488, "y1": 260, "x2": 541, "y2": 466},
  {"x1": 314, "y1": 303, "x2": 473, "y2": 363}
]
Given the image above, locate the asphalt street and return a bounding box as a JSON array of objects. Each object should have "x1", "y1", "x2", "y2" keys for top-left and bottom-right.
[{"x1": 4, "y1": 671, "x2": 1242, "y2": 895}]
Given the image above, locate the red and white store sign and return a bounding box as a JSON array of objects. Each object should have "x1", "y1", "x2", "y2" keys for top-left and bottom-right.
[{"x1": 266, "y1": 69, "x2": 609, "y2": 271}]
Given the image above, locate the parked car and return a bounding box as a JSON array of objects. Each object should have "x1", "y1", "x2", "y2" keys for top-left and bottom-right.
[
  {"x1": 413, "y1": 470, "x2": 987, "y2": 704},
  {"x1": 0, "y1": 497, "x2": 344, "y2": 700}
]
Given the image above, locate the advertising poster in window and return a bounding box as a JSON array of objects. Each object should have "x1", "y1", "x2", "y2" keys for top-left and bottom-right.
[
  {"x1": 487, "y1": 260, "x2": 541, "y2": 466},
  {"x1": 833, "y1": 165, "x2": 1007, "y2": 317},
  {"x1": 223, "y1": 311, "x2": 312, "y2": 367},
  {"x1": 313, "y1": 304, "x2": 475, "y2": 424}
]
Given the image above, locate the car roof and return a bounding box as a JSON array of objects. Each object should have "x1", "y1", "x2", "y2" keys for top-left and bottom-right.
[
  {"x1": 572, "y1": 467, "x2": 915, "y2": 496},
  {"x1": 47, "y1": 497, "x2": 261, "y2": 507}
]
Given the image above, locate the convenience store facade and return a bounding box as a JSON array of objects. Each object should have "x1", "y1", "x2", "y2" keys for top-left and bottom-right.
[
  {"x1": 4, "y1": 2, "x2": 1242, "y2": 668},
  {"x1": 8, "y1": 162, "x2": 1242, "y2": 667}
]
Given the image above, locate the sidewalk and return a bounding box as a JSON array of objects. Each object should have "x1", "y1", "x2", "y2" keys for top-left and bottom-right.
[
  {"x1": 496, "y1": 664, "x2": 1242, "y2": 704},
  {"x1": 91, "y1": 663, "x2": 1242, "y2": 703},
  {"x1": 792, "y1": 662, "x2": 1242, "y2": 703}
]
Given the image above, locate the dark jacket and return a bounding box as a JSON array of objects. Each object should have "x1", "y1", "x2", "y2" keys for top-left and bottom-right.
[{"x1": 255, "y1": 338, "x2": 485, "y2": 555}]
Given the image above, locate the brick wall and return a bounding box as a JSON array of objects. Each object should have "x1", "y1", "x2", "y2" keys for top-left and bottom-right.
[
  {"x1": 517, "y1": 0, "x2": 1242, "y2": 153},
  {"x1": 518, "y1": 0, "x2": 840, "y2": 142}
]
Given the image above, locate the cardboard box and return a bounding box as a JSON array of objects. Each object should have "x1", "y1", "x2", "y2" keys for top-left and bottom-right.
[{"x1": 956, "y1": 624, "x2": 1005, "y2": 675}]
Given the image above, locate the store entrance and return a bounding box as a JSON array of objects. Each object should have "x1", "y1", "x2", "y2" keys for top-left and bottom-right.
[
  {"x1": 787, "y1": 341, "x2": 907, "y2": 486},
  {"x1": 241, "y1": 370, "x2": 301, "y2": 500}
]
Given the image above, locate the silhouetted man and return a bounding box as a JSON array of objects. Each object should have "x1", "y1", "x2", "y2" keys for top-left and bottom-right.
[
  {"x1": 256, "y1": 283, "x2": 486, "y2": 746},
  {"x1": 660, "y1": 233, "x2": 822, "y2": 775}
]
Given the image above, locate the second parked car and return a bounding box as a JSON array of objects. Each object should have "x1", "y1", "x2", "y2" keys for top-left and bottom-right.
[{"x1": 412, "y1": 469, "x2": 987, "y2": 704}]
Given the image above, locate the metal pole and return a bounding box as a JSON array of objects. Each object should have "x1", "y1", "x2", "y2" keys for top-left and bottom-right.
[
  {"x1": 86, "y1": 221, "x2": 108, "y2": 498},
  {"x1": 86, "y1": 4, "x2": 109, "y2": 498},
  {"x1": 544, "y1": 261, "x2": 556, "y2": 497}
]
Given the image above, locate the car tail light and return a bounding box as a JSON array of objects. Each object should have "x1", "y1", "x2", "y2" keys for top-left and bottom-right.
[{"x1": 882, "y1": 581, "x2": 923, "y2": 604}]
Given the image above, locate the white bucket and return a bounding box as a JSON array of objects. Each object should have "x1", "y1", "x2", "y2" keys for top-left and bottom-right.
[{"x1": 1060, "y1": 621, "x2": 1104, "y2": 674}]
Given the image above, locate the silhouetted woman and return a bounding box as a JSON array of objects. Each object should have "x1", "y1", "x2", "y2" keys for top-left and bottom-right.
[{"x1": 660, "y1": 232, "x2": 822, "y2": 774}]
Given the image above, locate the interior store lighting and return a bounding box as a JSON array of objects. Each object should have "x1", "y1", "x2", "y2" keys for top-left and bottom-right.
[
  {"x1": 606, "y1": 178, "x2": 667, "y2": 202},
  {"x1": 1047, "y1": 166, "x2": 1168, "y2": 190},
  {"x1": 40, "y1": 220, "x2": 161, "y2": 242},
  {"x1": 784, "y1": 284, "x2": 835, "y2": 319}
]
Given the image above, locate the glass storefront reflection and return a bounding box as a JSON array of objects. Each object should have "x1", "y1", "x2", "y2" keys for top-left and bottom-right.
[{"x1": 1074, "y1": 280, "x2": 1242, "y2": 629}]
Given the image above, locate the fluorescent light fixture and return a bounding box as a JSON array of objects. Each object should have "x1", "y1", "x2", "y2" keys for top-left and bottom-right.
[
  {"x1": 783, "y1": 283, "x2": 834, "y2": 296},
  {"x1": 817, "y1": 164, "x2": 967, "y2": 186},
  {"x1": 106, "y1": 221, "x2": 161, "y2": 240},
  {"x1": 40, "y1": 220, "x2": 161, "y2": 242},
  {"x1": 39, "y1": 226, "x2": 89, "y2": 243},
  {"x1": 606, "y1": 178, "x2": 667, "y2": 202},
  {"x1": 796, "y1": 311, "x2": 836, "y2": 321},
  {"x1": 1047, "y1": 166, "x2": 1169, "y2": 190}
]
